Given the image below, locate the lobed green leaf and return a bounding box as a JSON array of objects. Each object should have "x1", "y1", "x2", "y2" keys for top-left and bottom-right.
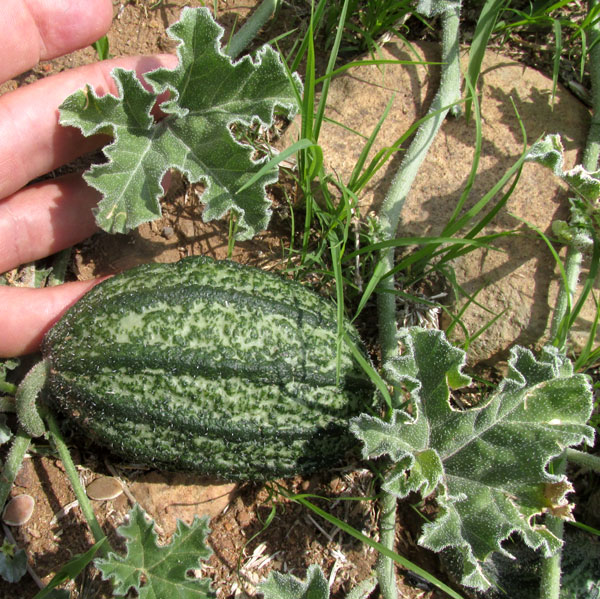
[
  {"x1": 96, "y1": 504, "x2": 214, "y2": 598},
  {"x1": 350, "y1": 328, "x2": 595, "y2": 591},
  {"x1": 260, "y1": 564, "x2": 329, "y2": 599},
  {"x1": 59, "y1": 7, "x2": 300, "y2": 238}
]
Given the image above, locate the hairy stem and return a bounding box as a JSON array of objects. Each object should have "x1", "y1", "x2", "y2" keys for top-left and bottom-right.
[
  {"x1": 566, "y1": 447, "x2": 600, "y2": 472},
  {"x1": 583, "y1": 0, "x2": 600, "y2": 170},
  {"x1": 15, "y1": 360, "x2": 48, "y2": 438},
  {"x1": 539, "y1": 454, "x2": 567, "y2": 599},
  {"x1": 375, "y1": 4, "x2": 462, "y2": 598},
  {"x1": 0, "y1": 429, "x2": 31, "y2": 511},
  {"x1": 226, "y1": 0, "x2": 280, "y2": 59},
  {"x1": 376, "y1": 489, "x2": 398, "y2": 599},
  {"x1": 549, "y1": 244, "x2": 583, "y2": 348},
  {"x1": 540, "y1": 513, "x2": 564, "y2": 599},
  {"x1": 541, "y1": 6, "x2": 600, "y2": 596},
  {"x1": 377, "y1": 1, "x2": 462, "y2": 361},
  {"x1": 46, "y1": 413, "x2": 109, "y2": 556},
  {"x1": 551, "y1": 0, "x2": 600, "y2": 347}
]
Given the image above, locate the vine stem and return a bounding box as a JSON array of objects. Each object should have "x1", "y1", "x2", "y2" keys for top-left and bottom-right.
[
  {"x1": 549, "y1": 244, "x2": 584, "y2": 347},
  {"x1": 377, "y1": 2, "x2": 462, "y2": 362},
  {"x1": 539, "y1": 455, "x2": 567, "y2": 599},
  {"x1": 375, "y1": 3, "x2": 462, "y2": 598},
  {"x1": 542, "y1": 4, "x2": 600, "y2": 597},
  {"x1": 551, "y1": 0, "x2": 600, "y2": 347},
  {"x1": 375, "y1": 488, "x2": 398, "y2": 599},
  {"x1": 583, "y1": 0, "x2": 600, "y2": 170},
  {"x1": 225, "y1": 0, "x2": 280, "y2": 59},
  {"x1": 0, "y1": 429, "x2": 31, "y2": 511},
  {"x1": 566, "y1": 447, "x2": 600, "y2": 472},
  {"x1": 46, "y1": 413, "x2": 109, "y2": 557}
]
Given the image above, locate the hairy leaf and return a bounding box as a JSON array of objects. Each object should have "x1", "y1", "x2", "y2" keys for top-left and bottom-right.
[
  {"x1": 59, "y1": 7, "x2": 300, "y2": 238},
  {"x1": 526, "y1": 134, "x2": 600, "y2": 202},
  {"x1": 0, "y1": 542, "x2": 27, "y2": 583},
  {"x1": 95, "y1": 504, "x2": 214, "y2": 598},
  {"x1": 350, "y1": 328, "x2": 595, "y2": 591},
  {"x1": 260, "y1": 564, "x2": 329, "y2": 599}
]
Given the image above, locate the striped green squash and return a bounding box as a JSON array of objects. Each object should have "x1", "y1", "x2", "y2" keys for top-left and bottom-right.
[{"x1": 43, "y1": 256, "x2": 376, "y2": 480}]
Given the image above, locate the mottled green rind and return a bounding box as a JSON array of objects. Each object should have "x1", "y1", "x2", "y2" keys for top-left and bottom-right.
[{"x1": 43, "y1": 257, "x2": 376, "y2": 480}]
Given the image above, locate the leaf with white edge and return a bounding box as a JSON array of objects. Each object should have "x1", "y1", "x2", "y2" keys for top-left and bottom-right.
[
  {"x1": 563, "y1": 164, "x2": 600, "y2": 202},
  {"x1": 525, "y1": 133, "x2": 565, "y2": 175},
  {"x1": 95, "y1": 504, "x2": 214, "y2": 598},
  {"x1": 526, "y1": 134, "x2": 600, "y2": 202},
  {"x1": 59, "y1": 7, "x2": 300, "y2": 238},
  {"x1": 350, "y1": 327, "x2": 595, "y2": 591},
  {"x1": 260, "y1": 564, "x2": 329, "y2": 599}
]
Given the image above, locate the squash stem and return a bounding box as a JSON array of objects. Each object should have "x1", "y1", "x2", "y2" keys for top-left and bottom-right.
[
  {"x1": 46, "y1": 413, "x2": 109, "y2": 556},
  {"x1": 542, "y1": 4, "x2": 600, "y2": 597},
  {"x1": 583, "y1": 0, "x2": 600, "y2": 171},
  {"x1": 226, "y1": 0, "x2": 280, "y2": 59},
  {"x1": 549, "y1": 244, "x2": 583, "y2": 348},
  {"x1": 566, "y1": 447, "x2": 600, "y2": 472},
  {"x1": 376, "y1": 488, "x2": 398, "y2": 599},
  {"x1": 375, "y1": 4, "x2": 462, "y2": 598},
  {"x1": 15, "y1": 360, "x2": 48, "y2": 438},
  {"x1": 539, "y1": 454, "x2": 567, "y2": 599},
  {"x1": 0, "y1": 429, "x2": 31, "y2": 512},
  {"x1": 551, "y1": 0, "x2": 600, "y2": 347},
  {"x1": 377, "y1": 0, "x2": 462, "y2": 362}
]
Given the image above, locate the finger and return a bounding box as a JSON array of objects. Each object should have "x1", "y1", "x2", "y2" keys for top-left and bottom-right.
[
  {"x1": 2, "y1": 0, "x2": 113, "y2": 82},
  {"x1": 0, "y1": 173, "x2": 100, "y2": 274},
  {"x1": 0, "y1": 278, "x2": 103, "y2": 357},
  {"x1": 0, "y1": 53, "x2": 178, "y2": 199}
]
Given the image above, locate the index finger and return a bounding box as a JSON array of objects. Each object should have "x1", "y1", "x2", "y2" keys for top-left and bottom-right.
[
  {"x1": 1, "y1": 0, "x2": 113, "y2": 81},
  {"x1": 0, "y1": 53, "x2": 178, "y2": 200}
]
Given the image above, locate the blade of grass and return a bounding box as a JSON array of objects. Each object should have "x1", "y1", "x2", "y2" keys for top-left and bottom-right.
[
  {"x1": 464, "y1": 0, "x2": 506, "y2": 121},
  {"x1": 344, "y1": 333, "x2": 392, "y2": 412},
  {"x1": 313, "y1": 58, "x2": 437, "y2": 84},
  {"x1": 313, "y1": 0, "x2": 351, "y2": 142},
  {"x1": 551, "y1": 18, "x2": 563, "y2": 106},
  {"x1": 235, "y1": 138, "x2": 317, "y2": 194},
  {"x1": 287, "y1": 0, "x2": 327, "y2": 73},
  {"x1": 348, "y1": 95, "x2": 395, "y2": 192},
  {"x1": 574, "y1": 289, "x2": 600, "y2": 370}
]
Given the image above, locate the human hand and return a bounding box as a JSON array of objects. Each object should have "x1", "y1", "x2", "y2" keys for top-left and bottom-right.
[{"x1": 0, "y1": 0, "x2": 177, "y2": 357}]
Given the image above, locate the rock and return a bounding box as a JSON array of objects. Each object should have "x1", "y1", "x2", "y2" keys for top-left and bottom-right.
[
  {"x1": 301, "y1": 40, "x2": 594, "y2": 363},
  {"x1": 3, "y1": 494, "x2": 34, "y2": 526},
  {"x1": 86, "y1": 476, "x2": 123, "y2": 501},
  {"x1": 129, "y1": 472, "x2": 236, "y2": 536}
]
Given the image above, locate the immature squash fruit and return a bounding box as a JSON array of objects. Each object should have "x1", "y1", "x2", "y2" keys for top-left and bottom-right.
[{"x1": 43, "y1": 257, "x2": 376, "y2": 480}]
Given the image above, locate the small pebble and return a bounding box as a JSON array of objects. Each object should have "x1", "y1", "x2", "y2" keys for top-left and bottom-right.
[
  {"x1": 86, "y1": 477, "x2": 124, "y2": 501},
  {"x1": 3, "y1": 494, "x2": 34, "y2": 526},
  {"x1": 162, "y1": 226, "x2": 174, "y2": 238}
]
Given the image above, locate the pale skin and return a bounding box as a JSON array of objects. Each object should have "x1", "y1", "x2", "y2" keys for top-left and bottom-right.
[{"x1": 0, "y1": 0, "x2": 177, "y2": 357}]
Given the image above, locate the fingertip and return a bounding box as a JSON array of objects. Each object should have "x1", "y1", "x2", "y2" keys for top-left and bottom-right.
[
  {"x1": 1, "y1": 0, "x2": 114, "y2": 81},
  {"x1": 34, "y1": 0, "x2": 114, "y2": 60},
  {"x1": 0, "y1": 277, "x2": 105, "y2": 357}
]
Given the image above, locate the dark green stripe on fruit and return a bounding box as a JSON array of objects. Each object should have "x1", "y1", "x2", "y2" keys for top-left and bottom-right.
[{"x1": 43, "y1": 256, "x2": 376, "y2": 480}]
